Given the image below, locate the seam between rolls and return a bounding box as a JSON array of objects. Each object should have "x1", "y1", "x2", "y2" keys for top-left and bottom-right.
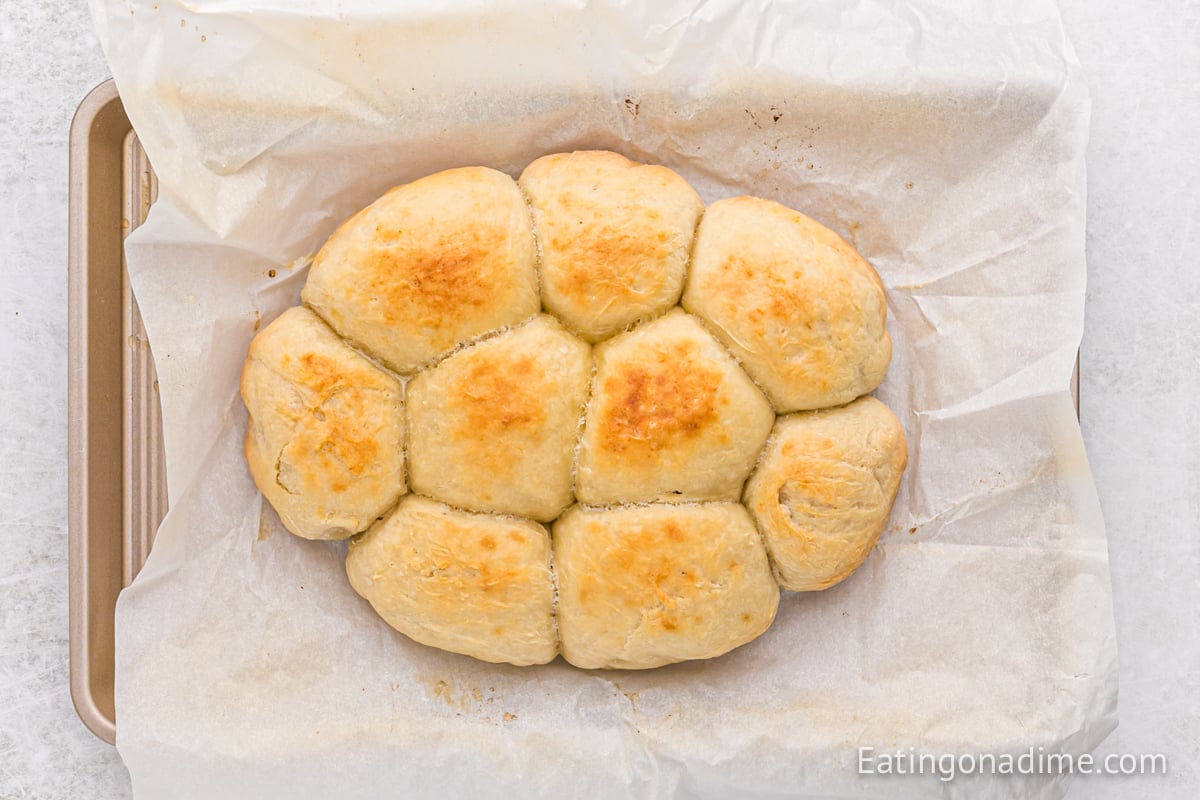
[
  {"x1": 300, "y1": 298, "x2": 540, "y2": 380},
  {"x1": 683, "y1": 308, "x2": 783, "y2": 414},
  {"x1": 679, "y1": 202, "x2": 705, "y2": 307},
  {"x1": 400, "y1": 372, "x2": 412, "y2": 509},
  {"x1": 514, "y1": 178, "x2": 546, "y2": 315},
  {"x1": 546, "y1": 523, "x2": 562, "y2": 662},
  {"x1": 569, "y1": 343, "x2": 599, "y2": 509},
  {"x1": 298, "y1": 299, "x2": 404, "y2": 378}
]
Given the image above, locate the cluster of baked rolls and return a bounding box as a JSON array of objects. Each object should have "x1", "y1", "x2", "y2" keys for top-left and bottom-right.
[{"x1": 240, "y1": 151, "x2": 907, "y2": 669}]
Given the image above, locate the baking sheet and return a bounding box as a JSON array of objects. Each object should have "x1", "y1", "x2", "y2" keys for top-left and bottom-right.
[
  {"x1": 91, "y1": 1, "x2": 1117, "y2": 798},
  {"x1": 67, "y1": 80, "x2": 166, "y2": 745}
]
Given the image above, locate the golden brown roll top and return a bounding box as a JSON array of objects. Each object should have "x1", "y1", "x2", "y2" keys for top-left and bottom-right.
[
  {"x1": 743, "y1": 396, "x2": 907, "y2": 591},
  {"x1": 346, "y1": 496, "x2": 557, "y2": 666},
  {"x1": 301, "y1": 166, "x2": 539, "y2": 374},
  {"x1": 553, "y1": 503, "x2": 779, "y2": 669},
  {"x1": 575, "y1": 310, "x2": 775, "y2": 505},
  {"x1": 682, "y1": 196, "x2": 892, "y2": 412},
  {"x1": 407, "y1": 315, "x2": 591, "y2": 522},
  {"x1": 519, "y1": 151, "x2": 703, "y2": 341},
  {"x1": 240, "y1": 307, "x2": 406, "y2": 540}
]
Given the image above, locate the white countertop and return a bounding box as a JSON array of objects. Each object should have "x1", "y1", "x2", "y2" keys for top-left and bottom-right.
[{"x1": 1, "y1": 0, "x2": 1195, "y2": 797}]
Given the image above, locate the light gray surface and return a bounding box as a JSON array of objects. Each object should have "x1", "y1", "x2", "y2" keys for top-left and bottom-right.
[
  {"x1": 1062, "y1": 1, "x2": 1200, "y2": 797},
  {"x1": 0, "y1": 0, "x2": 133, "y2": 797},
  {"x1": 0, "y1": 0, "x2": 1194, "y2": 798}
]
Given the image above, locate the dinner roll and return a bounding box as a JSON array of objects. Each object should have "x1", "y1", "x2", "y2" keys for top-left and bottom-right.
[
  {"x1": 519, "y1": 151, "x2": 703, "y2": 341},
  {"x1": 408, "y1": 315, "x2": 591, "y2": 521},
  {"x1": 553, "y1": 503, "x2": 779, "y2": 669},
  {"x1": 346, "y1": 496, "x2": 557, "y2": 666},
  {"x1": 682, "y1": 196, "x2": 891, "y2": 412},
  {"x1": 575, "y1": 310, "x2": 774, "y2": 505},
  {"x1": 240, "y1": 307, "x2": 406, "y2": 540},
  {"x1": 301, "y1": 166, "x2": 539, "y2": 374},
  {"x1": 743, "y1": 397, "x2": 907, "y2": 591}
]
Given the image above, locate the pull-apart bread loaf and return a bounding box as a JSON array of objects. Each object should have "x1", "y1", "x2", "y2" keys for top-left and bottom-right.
[{"x1": 240, "y1": 150, "x2": 907, "y2": 669}]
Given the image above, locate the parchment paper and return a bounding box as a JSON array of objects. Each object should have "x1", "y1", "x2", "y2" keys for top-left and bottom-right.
[{"x1": 91, "y1": 1, "x2": 1117, "y2": 797}]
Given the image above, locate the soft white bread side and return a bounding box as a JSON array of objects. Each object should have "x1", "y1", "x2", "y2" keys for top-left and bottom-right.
[
  {"x1": 553, "y1": 502, "x2": 779, "y2": 669},
  {"x1": 743, "y1": 396, "x2": 907, "y2": 591},
  {"x1": 683, "y1": 196, "x2": 891, "y2": 412},
  {"x1": 407, "y1": 315, "x2": 591, "y2": 522},
  {"x1": 240, "y1": 306, "x2": 406, "y2": 540},
  {"x1": 519, "y1": 151, "x2": 703, "y2": 341},
  {"x1": 575, "y1": 310, "x2": 775, "y2": 505},
  {"x1": 346, "y1": 496, "x2": 557, "y2": 666},
  {"x1": 301, "y1": 166, "x2": 539, "y2": 374}
]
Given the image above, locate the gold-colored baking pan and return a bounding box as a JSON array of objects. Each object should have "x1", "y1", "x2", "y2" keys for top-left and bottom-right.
[
  {"x1": 68, "y1": 79, "x2": 166, "y2": 746},
  {"x1": 65, "y1": 78, "x2": 1082, "y2": 746}
]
